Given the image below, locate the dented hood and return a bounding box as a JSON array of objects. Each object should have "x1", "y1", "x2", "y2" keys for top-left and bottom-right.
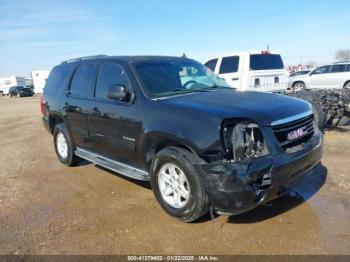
[{"x1": 161, "y1": 89, "x2": 312, "y2": 126}]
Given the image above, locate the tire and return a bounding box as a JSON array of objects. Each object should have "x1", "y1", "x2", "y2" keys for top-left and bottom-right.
[
  {"x1": 292, "y1": 82, "x2": 306, "y2": 92},
  {"x1": 9, "y1": 94, "x2": 13, "y2": 98},
  {"x1": 53, "y1": 123, "x2": 80, "y2": 166},
  {"x1": 150, "y1": 146, "x2": 209, "y2": 222},
  {"x1": 17, "y1": 93, "x2": 21, "y2": 98},
  {"x1": 344, "y1": 82, "x2": 350, "y2": 89},
  {"x1": 0, "y1": 91, "x2": 3, "y2": 96}
]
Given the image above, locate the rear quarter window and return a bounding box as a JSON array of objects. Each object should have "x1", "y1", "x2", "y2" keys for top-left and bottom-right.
[
  {"x1": 44, "y1": 65, "x2": 73, "y2": 94},
  {"x1": 346, "y1": 64, "x2": 350, "y2": 72}
]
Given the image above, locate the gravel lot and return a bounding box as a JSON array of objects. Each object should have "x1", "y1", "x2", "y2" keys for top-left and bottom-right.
[{"x1": 0, "y1": 95, "x2": 349, "y2": 255}]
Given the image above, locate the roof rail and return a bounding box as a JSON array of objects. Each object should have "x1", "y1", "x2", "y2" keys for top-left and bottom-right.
[
  {"x1": 333, "y1": 60, "x2": 350, "y2": 64},
  {"x1": 61, "y1": 55, "x2": 109, "y2": 64}
]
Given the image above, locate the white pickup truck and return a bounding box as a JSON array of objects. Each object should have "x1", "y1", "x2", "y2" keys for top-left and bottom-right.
[{"x1": 204, "y1": 51, "x2": 289, "y2": 92}]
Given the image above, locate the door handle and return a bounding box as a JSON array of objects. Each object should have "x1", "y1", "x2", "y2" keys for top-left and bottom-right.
[{"x1": 232, "y1": 78, "x2": 239, "y2": 81}]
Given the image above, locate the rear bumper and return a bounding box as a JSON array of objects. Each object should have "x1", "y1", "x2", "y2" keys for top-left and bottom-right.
[
  {"x1": 42, "y1": 116, "x2": 51, "y2": 133},
  {"x1": 197, "y1": 131, "x2": 323, "y2": 215}
]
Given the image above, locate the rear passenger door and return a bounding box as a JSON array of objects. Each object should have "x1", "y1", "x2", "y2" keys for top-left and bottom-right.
[
  {"x1": 66, "y1": 63, "x2": 97, "y2": 147},
  {"x1": 88, "y1": 62, "x2": 139, "y2": 164},
  {"x1": 217, "y1": 56, "x2": 240, "y2": 88},
  {"x1": 328, "y1": 64, "x2": 347, "y2": 88}
]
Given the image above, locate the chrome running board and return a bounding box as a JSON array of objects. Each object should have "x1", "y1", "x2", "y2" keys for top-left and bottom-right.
[{"x1": 75, "y1": 147, "x2": 150, "y2": 181}]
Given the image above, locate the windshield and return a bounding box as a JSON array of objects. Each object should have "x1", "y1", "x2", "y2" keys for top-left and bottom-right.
[
  {"x1": 250, "y1": 54, "x2": 284, "y2": 70},
  {"x1": 133, "y1": 59, "x2": 231, "y2": 98}
]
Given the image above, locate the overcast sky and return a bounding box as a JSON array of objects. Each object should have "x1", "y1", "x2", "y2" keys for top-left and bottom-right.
[{"x1": 0, "y1": 0, "x2": 349, "y2": 77}]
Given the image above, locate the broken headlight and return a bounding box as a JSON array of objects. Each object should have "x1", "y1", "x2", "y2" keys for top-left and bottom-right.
[{"x1": 222, "y1": 121, "x2": 269, "y2": 161}]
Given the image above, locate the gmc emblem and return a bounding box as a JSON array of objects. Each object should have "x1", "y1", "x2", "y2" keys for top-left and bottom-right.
[{"x1": 287, "y1": 127, "x2": 306, "y2": 141}]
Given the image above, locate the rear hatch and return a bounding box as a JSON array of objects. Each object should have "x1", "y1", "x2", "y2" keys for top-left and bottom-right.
[{"x1": 248, "y1": 53, "x2": 288, "y2": 92}]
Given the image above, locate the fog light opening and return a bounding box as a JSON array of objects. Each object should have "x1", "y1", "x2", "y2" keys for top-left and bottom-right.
[
  {"x1": 259, "y1": 173, "x2": 272, "y2": 191},
  {"x1": 255, "y1": 191, "x2": 267, "y2": 203},
  {"x1": 253, "y1": 172, "x2": 272, "y2": 203}
]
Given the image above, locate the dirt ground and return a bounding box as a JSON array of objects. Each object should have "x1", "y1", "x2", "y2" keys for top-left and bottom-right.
[{"x1": 0, "y1": 95, "x2": 349, "y2": 255}]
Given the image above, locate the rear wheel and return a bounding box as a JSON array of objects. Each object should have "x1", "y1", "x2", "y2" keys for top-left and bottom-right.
[
  {"x1": 150, "y1": 147, "x2": 209, "y2": 222},
  {"x1": 53, "y1": 123, "x2": 80, "y2": 166},
  {"x1": 344, "y1": 82, "x2": 350, "y2": 89},
  {"x1": 292, "y1": 82, "x2": 306, "y2": 92}
]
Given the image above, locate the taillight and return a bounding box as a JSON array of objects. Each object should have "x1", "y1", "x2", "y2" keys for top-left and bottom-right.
[{"x1": 40, "y1": 95, "x2": 46, "y2": 115}]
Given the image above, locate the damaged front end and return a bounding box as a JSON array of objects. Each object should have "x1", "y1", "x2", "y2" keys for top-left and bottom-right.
[{"x1": 195, "y1": 118, "x2": 323, "y2": 215}]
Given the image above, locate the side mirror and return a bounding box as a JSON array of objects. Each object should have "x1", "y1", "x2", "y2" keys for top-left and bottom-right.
[{"x1": 107, "y1": 85, "x2": 129, "y2": 101}]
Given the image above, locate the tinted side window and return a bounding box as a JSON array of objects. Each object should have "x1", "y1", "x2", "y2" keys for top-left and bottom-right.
[
  {"x1": 312, "y1": 66, "x2": 330, "y2": 75},
  {"x1": 331, "y1": 64, "x2": 346, "y2": 73},
  {"x1": 219, "y1": 56, "x2": 239, "y2": 74},
  {"x1": 44, "y1": 65, "x2": 72, "y2": 94},
  {"x1": 95, "y1": 63, "x2": 130, "y2": 99},
  {"x1": 346, "y1": 64, "x2": 350, "y2": 72},
  {"x1": 205, "y1": 59, "x2": 218, "y2": 71},
  {"x1": 70, "y1": 63, "x2": 97, "y2": 97}
]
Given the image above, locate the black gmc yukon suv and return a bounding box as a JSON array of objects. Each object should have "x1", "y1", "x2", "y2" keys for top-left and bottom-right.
[{"x1": 42, "y1": 55, "x2": 323, "y2": 222}]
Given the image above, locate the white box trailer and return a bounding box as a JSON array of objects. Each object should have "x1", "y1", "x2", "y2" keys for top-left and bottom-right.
[
  {"x1": 0, "y1": 76, "x2": 27, "y2": 95},
  {"x1": 31, "y1": 70, "x2": 50, "y2": 94}
]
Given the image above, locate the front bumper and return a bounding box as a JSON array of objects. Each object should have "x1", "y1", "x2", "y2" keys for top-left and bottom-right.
[{"x1": 197, "y1": 131, "x2": 323, "y2": 215}]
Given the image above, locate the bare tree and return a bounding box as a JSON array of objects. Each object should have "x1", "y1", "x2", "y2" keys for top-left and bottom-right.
[{"x1": 335, "y1": 49, "x2": 350, "y2": 61}]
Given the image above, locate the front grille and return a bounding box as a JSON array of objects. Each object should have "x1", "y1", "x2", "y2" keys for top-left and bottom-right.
[{"x1": 273, "y1": 114, "x2": 314, "y2": 150}]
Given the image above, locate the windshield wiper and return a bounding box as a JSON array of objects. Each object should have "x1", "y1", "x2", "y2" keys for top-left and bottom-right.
[
  {"x1": 200, "y1": 85, "x2": 232, "y2": 90},
  {"x1": 153, "y1": 86, "x2": 231, "y2": 99}
]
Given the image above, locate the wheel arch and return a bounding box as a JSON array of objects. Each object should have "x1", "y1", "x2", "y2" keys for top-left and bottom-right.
[
  {"x1": 343, "y1": 80, "x2": 350, "y2": 88},
  {"x1": 142, "y1": 132, "x2": 200, "y2": 167},
  {"x1": 48, "y1": 113, "x2": 65, "y2": 134},
  {"x1": 292, "y1": 80, "x2": 305, "y2": 87}
]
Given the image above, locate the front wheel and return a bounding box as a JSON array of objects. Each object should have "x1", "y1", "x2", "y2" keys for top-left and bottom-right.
[
  {"x1": 150, "y1": 147, "x2": 209, "y2": 222},
  {"x1": 53, "y1": 123, "x2": 80, "y2": 166},
  {"x1": 344, "y1": 82, "x2": 350, "y2": 89},
  {"x1": 292, "y1": 82, "x2": 306, "y2": 92}
]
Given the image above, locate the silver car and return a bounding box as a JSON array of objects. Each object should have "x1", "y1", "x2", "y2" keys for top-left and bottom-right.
[{"x1": 288, "y1": 62, "x2": 350, "y2": 91}]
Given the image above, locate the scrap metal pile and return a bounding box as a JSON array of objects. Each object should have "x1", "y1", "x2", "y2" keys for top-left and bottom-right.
[{"x1": 285, "y1": 89, "x2": 350, "y2": 128}]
